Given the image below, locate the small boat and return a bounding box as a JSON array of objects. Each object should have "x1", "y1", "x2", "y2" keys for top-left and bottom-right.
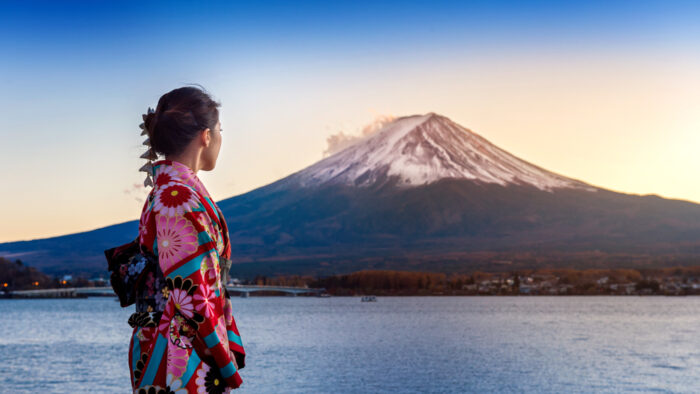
[
  {"x1": 317, "y1": 293, "x2": 331, "y2": 297},
  {"x1": 361, "y1": 295, "x2": 377, "y2": 302}
]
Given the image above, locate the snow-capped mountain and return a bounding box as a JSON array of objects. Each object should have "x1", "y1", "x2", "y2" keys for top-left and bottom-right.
[
  {"x1": 5, "y1": 112, "x2": 700, "y2": 278},
  {"x1": 286, "y1": 113, "x2": 596, "y2": 192}
]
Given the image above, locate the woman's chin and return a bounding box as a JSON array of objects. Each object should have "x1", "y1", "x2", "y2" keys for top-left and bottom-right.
[{"x1": 202, "y1": 161, "x2": 216, "y2": 171}]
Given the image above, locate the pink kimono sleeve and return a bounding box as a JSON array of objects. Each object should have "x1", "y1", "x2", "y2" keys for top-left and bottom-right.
[{"x1": 153, "y1": 183, "x2": 243, "y2": 389}]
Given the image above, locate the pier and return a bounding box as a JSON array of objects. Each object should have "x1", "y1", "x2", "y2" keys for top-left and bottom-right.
[
  {"x1": 226, "y1": 284, "x2": 326, "y2": 297},
  {"x1": 6, "y1": 287, "x2": 113, "y2": 298}
]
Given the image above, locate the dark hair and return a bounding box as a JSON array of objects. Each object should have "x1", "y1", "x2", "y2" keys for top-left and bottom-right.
[{"x1": 144, "y1": 86, "x2": 220, "y2": 157}]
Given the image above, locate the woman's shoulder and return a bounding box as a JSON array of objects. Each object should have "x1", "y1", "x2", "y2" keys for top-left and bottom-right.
[
  {"x1": 154, "y1": 180, "x2": 224, "y2": 229},
  {"x1": 138, "y1": 181, "x2": 202, "y2": 244},
  {"x1": 139, "y1": 179, "x2": 225, "y2": 253}
]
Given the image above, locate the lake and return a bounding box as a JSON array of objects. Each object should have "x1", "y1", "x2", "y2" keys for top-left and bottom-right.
[{"x1": 1, "y1": 296, "x2": 700, "y2": 393}]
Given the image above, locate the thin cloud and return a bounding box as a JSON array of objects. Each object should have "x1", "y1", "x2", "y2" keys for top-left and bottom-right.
[
  {"x1": 323, "y1": 114, "x2": 395, "y2": 157},
  {"x1": 124, "y1": 182, "x2": 147, "y2": 205}
]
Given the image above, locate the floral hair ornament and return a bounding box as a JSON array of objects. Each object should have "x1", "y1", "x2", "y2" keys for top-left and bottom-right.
[{"x1": 139, "y1": 107, "x2": 157, "y2": 188}]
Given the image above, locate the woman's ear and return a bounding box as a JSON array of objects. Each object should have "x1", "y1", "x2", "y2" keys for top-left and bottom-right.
[{"x1": 202, "y1": 128, "x2": 211, "y2": 147}]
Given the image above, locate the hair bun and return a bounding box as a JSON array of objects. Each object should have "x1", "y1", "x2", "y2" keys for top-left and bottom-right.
[{"x1": 141, "y1": 85, "x2": 220, "y2": 158}]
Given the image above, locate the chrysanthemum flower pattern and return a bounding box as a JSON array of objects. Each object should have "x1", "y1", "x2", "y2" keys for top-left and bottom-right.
[
  {"x1": 195, "y1": 362, "x2": 231, "y2": 394},
  {"x1": 166, "y1": 342, "x2": 190, "y2": 378},
  {"x1": 153, "y1": 183, "x2": 201, "y2": 217},
  {"x1": 165, "y1": 373, "x2": 188, "y2": 394},
  {"x1": 158, "y1": 300, "x2": 175, "y2": 334},
  {"x1": 154, "y1": 165, "x2": 179, "y2": 187},
  {"x1": 195, "y1": 363, "x2": 211, "y2": 393},
  {"x1": 170, "y1": 288, "x2": 194, "y2": 319},
  {"x1": 194, "y1": 282, "x2": 216, "y2": 318},
  {"x1": 155, "y1": 214, "x2": 198, "y2": 272}
]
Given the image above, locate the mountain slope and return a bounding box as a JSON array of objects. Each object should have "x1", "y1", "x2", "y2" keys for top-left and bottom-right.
[{"x1": 3, "y1": 113, "x2": 700, "y2": 277}]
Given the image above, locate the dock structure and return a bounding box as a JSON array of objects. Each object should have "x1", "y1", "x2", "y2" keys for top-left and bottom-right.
[
  {"x1": 226, "y1": 284, "x2": 326, "y2": 297},
  {"x1": 4, "y1": 285, "x2": 326, "y2": 298},
  {"x1": 8, "y1": 287, "x2": 113, "y2": 298}
]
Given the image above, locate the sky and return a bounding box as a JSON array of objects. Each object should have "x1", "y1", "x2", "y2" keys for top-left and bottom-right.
[{"x1": 1, "y1": 0, "x2": 699, "y2": 243}]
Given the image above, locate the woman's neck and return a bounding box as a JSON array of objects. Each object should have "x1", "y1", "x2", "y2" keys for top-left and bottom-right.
[{"x1": 165, "y1": 153, "x2": 200, "y2": 173}]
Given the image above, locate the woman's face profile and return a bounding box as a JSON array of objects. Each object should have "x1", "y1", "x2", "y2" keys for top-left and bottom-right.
[{"x1": 201, "y1": 120, "x2": 222, "y2": 171}]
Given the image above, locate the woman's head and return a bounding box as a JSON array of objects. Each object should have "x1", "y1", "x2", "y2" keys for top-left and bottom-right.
[{"x1": 144, "y1": 86, "x2": 223, "y2": 171}]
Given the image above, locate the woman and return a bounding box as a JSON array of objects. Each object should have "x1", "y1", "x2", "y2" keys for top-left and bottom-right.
[{"x1": 129, "y1": 86, "x2": 245, "y2": 393}]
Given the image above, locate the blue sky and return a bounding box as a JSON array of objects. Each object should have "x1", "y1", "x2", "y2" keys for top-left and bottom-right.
[{"x1": 1, "y1": 0, "x2": 700, "y2": 242}]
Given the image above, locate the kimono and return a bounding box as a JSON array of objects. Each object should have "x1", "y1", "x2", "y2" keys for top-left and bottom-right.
[{"x1": 129, "y1": 159, "x2": 245, "y2": 393}]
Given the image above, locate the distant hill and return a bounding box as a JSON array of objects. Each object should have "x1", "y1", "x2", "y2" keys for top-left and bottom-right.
[
  {"x1": 0, "y1": 221, "x2": 137, "y2": 277},
  {"x1": 3, "y1": 113, "x2": 700, "y2": 277},
  {"x1": 0, "y1": 256, "x2": 57, "y2": 290}
]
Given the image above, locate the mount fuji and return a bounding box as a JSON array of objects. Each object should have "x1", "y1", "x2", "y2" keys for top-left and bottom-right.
[
  {"x1": 283, "y1": 112, "x2": 595, "y2": 192},
  {"x1": 4, "y1": 113, "x2": 700, "y2": 277}
]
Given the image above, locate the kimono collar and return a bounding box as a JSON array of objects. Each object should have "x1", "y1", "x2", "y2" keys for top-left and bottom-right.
[{"x1": 150, "y1": 159, "x2": 211, "y2": 199}]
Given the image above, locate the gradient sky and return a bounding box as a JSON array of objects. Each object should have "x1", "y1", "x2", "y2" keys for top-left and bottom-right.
[{"x1": 1, "y1": 0, "x2": 699, "y2": 243}]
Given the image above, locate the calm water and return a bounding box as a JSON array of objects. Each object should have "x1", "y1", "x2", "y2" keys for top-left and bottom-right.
[{"x1": 1, "y1": 296, "x2": 700, "y2": 393}]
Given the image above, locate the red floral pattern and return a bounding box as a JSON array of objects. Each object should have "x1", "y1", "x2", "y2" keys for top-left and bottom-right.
[
  {"x1": 131, "y1": 159, "x2": 245, "y2": 392},
  {"x1": 153, "y1": 183, "x2": 201, "y2": 217}
]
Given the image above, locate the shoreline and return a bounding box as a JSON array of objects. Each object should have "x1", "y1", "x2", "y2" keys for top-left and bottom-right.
[{"x1": 2, "y1": 293, "x2": 699, "y2": 299}]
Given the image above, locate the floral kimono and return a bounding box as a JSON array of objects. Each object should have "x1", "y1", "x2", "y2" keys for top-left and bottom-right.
[{"x1": 129, "y1": 159, "x2": 245, "y2": 393}]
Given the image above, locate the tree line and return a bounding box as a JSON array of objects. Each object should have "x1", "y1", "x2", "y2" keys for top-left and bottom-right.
[
  {"x1": 249, "y1": 266, "x2": 700, "y2": 296},
  {"x1": 0, "y1": 257, "x2": 56, "y2": 290}
]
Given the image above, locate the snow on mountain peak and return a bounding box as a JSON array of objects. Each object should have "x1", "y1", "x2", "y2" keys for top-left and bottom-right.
[{"x1": 288, "y1": 113, "x2": 596, "y2": 192}]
